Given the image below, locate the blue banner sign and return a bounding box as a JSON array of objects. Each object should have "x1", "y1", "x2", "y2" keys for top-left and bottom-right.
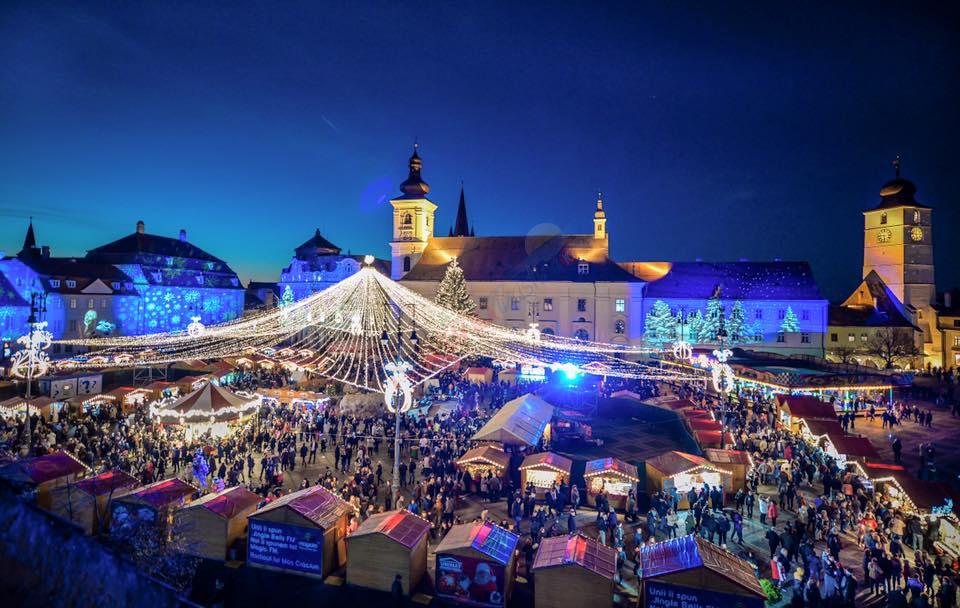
[
  {"x1": 644, "y1": 581, "x2": 764, "y2": 608},
  {"x1": 247, "y1": 519, "x2": 324, "y2": 576}
]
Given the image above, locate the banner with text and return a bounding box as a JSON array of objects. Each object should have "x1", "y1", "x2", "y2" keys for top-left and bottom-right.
[
  {"x1": 644, "y1": 581, "x2": 764, "y2": 608},
  {"x1": 435, "y1": 553, "x2": 506, "y2": 607},
  {"x1": 247, "y1": 519, "x2": 323, "y2": 576}
]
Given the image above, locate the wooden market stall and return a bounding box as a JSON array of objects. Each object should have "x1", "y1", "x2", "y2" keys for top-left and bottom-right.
[
  {"x1": 775, "y1": 394, "x2": 837, "y2": 432},
  {"x1": 174, "y1": 485, "x2": 261, "y2": 560},
  {"x1": 0, "y1": 449, "x2": 89, "y2": 509},
  {"x1": 639, "y1": 535, "x2": 767, "y2": 608},
  {"x1": 457, "y1": 445, "x2": 512, "y2": 483},
  {"x1": 584, "y1": 457, "x2": 639, "y2": 511},
  {"x1": 345, "y1": 509, "x2": 431, "y2": 594},
  {"x1": 645, "y1": 451, "x2": 733, "y2": 508},
  {"x1": 471, "y1": 393, "x2": 555, "y2": 448},
  {"x1": 434, "y1": 521, "x2": 519, "y2": 608},
  {"x1": 110, "y1": 477, "x2": 197, "y2": 538},
  {"x1": 799, "y1": 419, "x2": 879, "y2": 464},
  {"x1": 465, "y1": 366, "x2": 494, "y2": 384},
  {"x1": 105, "y1": 387, "x2": 152, "y2": 414},
  {"x1": 686, "y1": 417, "x2": 722, "y2": 433},
  {"x1": 663, "y1": 398, "x2": 697, "y2": 412},
  {"x1": 532, "y1": 533, "x2": 617, "y2": 608},
  {"x1": 702, "y1": 449, "x2": 752, "y2": 496},
  {"x1": 692, "y1": 429, "x2": 735, "y2": 450},
  {"x1": 144, "y1": 380, "x2": 181, "y2": 401},
  {"x1": 520, "y1": 452, "x2": 573, "y2": 498},
  {"x1": 49, "y1": 470, "x2": 140, "y2": 535},
  {"x1": 247, "y1": 485, "x2": 353, "y2": 579}
]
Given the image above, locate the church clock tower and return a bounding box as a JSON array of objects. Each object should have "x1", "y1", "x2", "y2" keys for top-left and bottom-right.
[{"x1": 390, "y1": 144, "x2": 437, "y2": 279}]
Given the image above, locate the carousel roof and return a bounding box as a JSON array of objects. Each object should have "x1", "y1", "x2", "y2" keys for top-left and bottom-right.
[{"x1": 154, "y1": 382, "x2": 257, "y2": 422}]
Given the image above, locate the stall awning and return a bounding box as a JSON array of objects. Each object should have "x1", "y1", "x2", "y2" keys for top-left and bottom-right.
[
  {"x1": 457, "y1": 445, "x2": 511, "y2": 470},
  {"x1": 584, "y1": 457, "x2": 639, "y2": 481},
  {"x1": 471, "y1": 393, "x2": 554, "y2": 446},
  {"x1": 639, "y1": 535, "x2": 765, "y2": 596},
  {"x1": 687, "y1": 418, "x2": 722, "y2": 431},
  {"x1": 532, "y1": 533, "x2": 617, "y2": 580}
]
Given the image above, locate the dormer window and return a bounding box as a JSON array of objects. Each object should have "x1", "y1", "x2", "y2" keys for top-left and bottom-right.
[
  {"x1": 230, "y1": 278, "x2": 239, "y2": 287},
  {"x1": 880, "y1": 212, "x2": 887, "y2": 225},
  {"x1": 112, "y1": 282, "x2": 120, "y2": 290},
  {"x1": 913, "y1": 210, "x2": 920, "y2": 224},
  {"x1": 165, "y1": 256, "x2": 173, "y2": 266},
  {"x1": 577, "y1": 261, "x2": 589, "y2": 275},
  {"x1": 50, "y1": 279, "x2": 61, "y2": 288},
  {"x1": 66, "y1": 280, "x2": 76, "y2": 288},
  {"x1": 196, "y1": 274, "x2": 204, "y2": 285}
]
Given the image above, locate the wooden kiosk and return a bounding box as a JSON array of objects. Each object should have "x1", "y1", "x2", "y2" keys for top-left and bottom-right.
[
  {"x1": 345, "y1": 509, "x2": 431, "y2": 594},
  {"x1": 520, "y1": 452, "x2": 573, "y2": 498},
  {"x1": 0, "y1": 450, "x2": 89, "y2": 510},
  {"x1": 638, "y1": 535, "x2": 766, "y2": 608},
  {"x1": 110, "y1": 478, "x2": 197, "y2": 538},
  {"x1": 645, "y1": 451, "x2": 733, "y2": 508},
  {"x1": 247, "y1": 485, "x2": 353, "y2": 580},
  {"x1": 49, "y1": 470, "x2": 140, "y2": 535},
  {"x1": 174, "y1": 485, "x2": 261, "y2": 560},
  {"x1": 702, "y1": 449, "x2": 752, "y2": 496},
  {"x1": 532, "y1": 533, "x2": 617, "y2": 608},
  {"x1": 457, "y1": 445, "x2": 511, "y2": 482},
  {"x1": 584, "y1": 457, "x2": 639, "y2": 510},
  {"x1": 435, "y1": 521, "x2": 519, "y2": 608}
]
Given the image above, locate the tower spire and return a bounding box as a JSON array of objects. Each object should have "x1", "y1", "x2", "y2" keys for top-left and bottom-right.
[
  {"x1": 593, "y1": 190, "x2": 607, "y2": 241},
  {"x1": 22, "y1": 217, "x2": 37, "y2": 251},
  {"x1": 451, "y1": 182, "x2": 471, "y2": 237},
  {"x1": 893, "y1": 155, "x2": 901, "y2": 178},
  {"x1": 399, "y1": 141, "x2": 430, "y2": 197}
]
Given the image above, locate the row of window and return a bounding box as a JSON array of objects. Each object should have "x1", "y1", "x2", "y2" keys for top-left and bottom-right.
[
  {"x1": 777, "y1": 333, "x2": 812, "y2": 343},
  {"x1": 481, "y1": 297, "x2": 628, "y2": 313},
  {"x1": 880, "y1": 210, "x2": 921, "y2": 225}
]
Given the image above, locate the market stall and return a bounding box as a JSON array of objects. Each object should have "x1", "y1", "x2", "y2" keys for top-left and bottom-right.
[
  {"x1": 702, "y1": 449, "x2": 752, "y2": 495},
  {"x1": 346, "y1": 509, "x2": 431, "y2": 594},
  {"x1": 111, "y1": 478, "x2": 197, "y2": 539},
  {"x1": 799, "y1": 419, "x2": 879, "y2": 465},
  {"x1": 584, "y1": 457, "x2": 639, "y2": 511},
  {"x1": 457, "y1": 446, "x2": 511, "y2": 483},
  {"x1": 471, "y1": 393, "x2": 554, "y2": 448},
  {"x1": 775, "y1": 394, "x2": 837, "y2": 432},
  {"x1": 105, "y1": 387, "x2": 152, "y2": 414},
  {"x1": 681, "y1": 409, "x2": 713, "y2": 422},
  {"x1": 48, "y1": 470, "x2": 139, "y2": 535},
  {"x1": 0, "y1": 396, "x2": 44, "y2": 420},
  {"x1": 520, "y1": 452, "x2": 573, "y2": 498},
  {"x1": 247, "y1": 485, "x2": 353, "y2": 580},
  {"x1": 434, "y1": 521, "x2": 519, "y2": 608},
  {"x1": 0, "y1": 449, "x2": 89, "y2": 510},
  {"x1": 663, "y1": 398, "x2": 698, "y2": 411},
  {"x1": 686, "y1": 417, "x2": 722, "y2": 432},
  {"x1": 638, "y1": 535, "x2": 766, "y2": 608},
  {"x1": 531, "y1": 533, "x2": 617, "y2": 608},
  {"x1": 550, "y1": 409, "x2": 593, "y2": 444},
  {"x1": 692, "y1": 429, "x2": 735, "y2": 449},
  {"x1": 645, "y1": 451, "x2": 733, "y2": 508},
  {"x1": 465, "y1": 366, "x2": 494, "y2": 384},
  {"x1": 149, "y1": 382, "x2": 260, "y2": 439},
  {"x1": 144, "y1": 380, "x2": 180, "y2": 401},
  {"x1": 173, "y1": 485, "x2": 260, "y2": 560}
]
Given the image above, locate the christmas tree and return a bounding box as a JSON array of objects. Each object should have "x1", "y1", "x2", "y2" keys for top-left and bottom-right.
[
  {"x1": 280, "y1": 285, "x2": 294, "y2": 307},
  {"x1": 727, "y1": 300, "x2": 747, "y2": 343},
  {"x1": 747, "y1": 320, "x2": 764, "y2": 343},
  {"x1": 699, "y1": 293, "x2": 724, "y2": 342},
  {"x1": 435, "y1": 258, "x2": 477, "y2": 316},
  {"x1": 643, "y1": 300, "x2": 675, "y2": 345},
  {"x1": 780, "y1": 306, "x2": 800, "y2": 333},
  {"x1": 687, "y1": 310, "x2": 704, "y2": 343}
]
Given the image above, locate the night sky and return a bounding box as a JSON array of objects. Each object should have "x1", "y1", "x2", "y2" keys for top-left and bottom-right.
[{"x1": 1, "y1": 2, "x2": 957, "y2": 301}]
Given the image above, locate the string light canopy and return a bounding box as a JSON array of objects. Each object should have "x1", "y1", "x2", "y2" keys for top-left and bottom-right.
[{"x1": 55, "y1": 267, "x2": 700, "y2": 393}]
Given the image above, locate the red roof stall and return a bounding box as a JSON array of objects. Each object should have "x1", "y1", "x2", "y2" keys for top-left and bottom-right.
[
  {"x1": 584, "y1": 457, "x2": 639, "y2": 511},
  {"x1": 110, "y1": 478, "x2": 197, "y2": 538},
  {"x1": 0, "y1": 450, "x2": 89, "y2": 510},
  {"x1": 799, "y1": 419, "x2": 879, "y2": 463},
  {"x1": 775, "y1": 394, "x2": 837, "y2": 431},
  {"x1": 174, "y1": 486, "x2": 261, "y2": 560},
  {"x1": 531, "y1": 533, "x2": 618, "y2": 608},
  {"x1": 520, "y1": 452, "x2": 573, "y2": 499},
  {"x1": 435, "y1": 521, "x2": 519, "y2": 608},
  {"x1": 692, "y1": 429, "x2": 736, "y2": 449},
  {"x1": 702, "y1": 449, "x2": 753, "y2": 496},
  {"x1": 49, "y1": 470, "x2": 140, "y2": 535},
  {"x1": 346, "y1": 510, "x2": 432, "y2": 595},
  {"x1": 686, "y1": 418, "x2": 722, "y2": 432},
  {"x1": 645, "y1": 451, "x2": 733, "y2": 508},
  {"x1": 247, "y1": 485, "x2": 354, "y2": 579}
]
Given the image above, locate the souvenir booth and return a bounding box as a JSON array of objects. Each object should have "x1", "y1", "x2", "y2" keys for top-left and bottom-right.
[
  {"x1": 702, "y1": 449, "x2": 752, "y2": 495},
  {"x1": 105, "y1": 387, "x2": 152, "y2": 414},
  {"x1": 775, "y1": 394, "x2": 836, "y2": 432},
  {"x1": 434, "y1": 521, "x2": 519, "y2": 608},
  {"x1": 638, "y1": 535, "x2": 766, "y2": 608},
  {"x1": 457, "y1": 446, "x2": 511, "y2": 485},
  {"x1": 346, "y1": 509, "x2": 431, "y2": 594},
  {"x1": 584, "y1": 457, "x2": 639, "y2": 511},
  {"x1": 0, "y1": 450, "x2": 89, "y2": 510},
  {"x1": 0, "y1": 396, "x2": 52, "y2": 420},
  {"x1": 465, "y1": 366, "x2": 494, "y2": 384},
  {"x1": 471, "y1": 393, "x2": 555, "y2": 448},
  {"x1": 144, "y1": 380, "x2": 181, "y2": 401},
  {"x1": 111, "y1": 478, "x2": 197, "y2": 539},
  {"x1": 520, "y1": 452, "x2": 573, "y2": 498},
  {"x1": 176, "y1": 375, "x2": 210, "y2": 395},
  {"x1": 532, "y1": 533, "x2": 617, "y2": 608},
  {"x1": 174, "y1": 485, "x2": 261, "y2": 560},
  {"x1": 149, "y1": 382, "x2": 260, "y2": 439},
  {"x1": 799, "y1": 418, "x2": 879, "y2": 465},
  {"x1": 247, "y1": 485, "x2": 353, "y2": 580},
  {"x1": 49, "y1": 470, "x2": 139, "y2": 535},
  {"x1": 692, "y1": 429, "x2": 735, "y2": 449},
  {"x1": 645, "y1": 451, "x2": 733, "y2": 508}
]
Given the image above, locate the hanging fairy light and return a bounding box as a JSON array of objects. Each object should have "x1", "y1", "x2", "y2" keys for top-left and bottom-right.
[
  {"x1": 672, "y1": 340, "x2": 692, "y2": 362},
  {"x1": 11, "y1": 321, "x2": 53, "y2": 379},
  {"x1": 383, "y1": 361, "x2": 414, "y2": 413}
]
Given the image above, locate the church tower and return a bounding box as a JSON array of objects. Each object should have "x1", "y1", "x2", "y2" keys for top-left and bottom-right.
[
  {"x1": 593, "y1": 191, "x2": 607, "y2": 241},
  {"x1": 390, "y1": 144, "x2": 437, "y2": 279}
]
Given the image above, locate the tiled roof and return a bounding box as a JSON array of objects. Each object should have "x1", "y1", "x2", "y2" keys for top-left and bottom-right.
[
  {"x1": 584, "y1": 457, "x2": 639, "y2": 481},
  {"x1": 294, "y1": 229, "x2": 341, "y2": 258},
  {"x1": 641, "y1": 261, "x2": 824, "y2": 300},
  {"x1": 436, "y1": 522, "x2": 519, "y2": 565},
  {"x1": 831, "y1": 272, "x2": 916, "y2": 328},
  {"x1": 646, "y1": 451, "x2": 712, "y2": 478},
  {"x1": 87, "y1": 232, "x2": 226, "y2": 264},
  {"x1": 532, "y1": 533, "x2": 617, "y2": 579},
  {"x1": 251, "y1": 485, "x2": 353, "y2": 529},
  {"x1": 187, "y1": 486, "x2": 260, "y2": 518},
  {"x1": 349, "y1": 510, "x2": 431, "y2": 549},
  {"x1": 18, "y1": 257, "x2": 136, "y2": 294},
  {"x1": 401, "y1": 235, "x2": 639, "y2": 283},
  {"x1": 119, "y1": 478, "x2": 196, "y2": 508},
  {"x1": 73, "y1": 470, "x2": 139, "y2": 497},
  {"x1": 639, "y1": 535, "x2": 764, "y2": 596},
  {"x1": 519, "y1": 452, "x2": 573, "y2": 472}
]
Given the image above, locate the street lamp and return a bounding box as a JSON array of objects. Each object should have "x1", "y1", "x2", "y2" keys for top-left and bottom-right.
[
  {"x1": 716, "y1": 315, "x2": 728, "y2": 448},
  {"x1": 10, "y1": 293, "x2": 50, "y2": 456},
  {"x1": 381, "y1": 307, "x2": 420, "y2": 506}
]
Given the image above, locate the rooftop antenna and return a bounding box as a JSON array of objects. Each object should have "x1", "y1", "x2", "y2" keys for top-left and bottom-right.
[{"x1": 893, "y1": 155, "x2": 901, "y2": 178}]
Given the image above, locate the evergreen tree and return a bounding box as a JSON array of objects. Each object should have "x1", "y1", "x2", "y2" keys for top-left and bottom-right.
[
  {"x1": 699, "y1": 294, "x2": 724, "y2": 342},
  {"x1": 643, "y1": 300, "x2": 675, "y2": 345},
  {"x1": 687, "y1": 310, "x2": 704, "y2": 343},
  {"x1": 747, "y1": 320, "x2": 764, "y2": 343},
  {"x1": 280, "y1": 285, "x2": 294, "y2": 307},
  {"x1": 435, "y1": 258, "x2": 477, "y2": 315},
  {"x1": 780, "y1": 306, "x2": 800, "y2": 333},
  {"x1": 727, "y1": 300, "x2": 747, "y2": 343}
]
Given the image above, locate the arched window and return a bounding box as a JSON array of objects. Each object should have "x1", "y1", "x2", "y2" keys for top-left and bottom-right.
[
  {"x1": 880, "y1": 212, "x2": 887, "y2": 225},
  {"x1": 614, "y1": 319, "x2": 626, "y2": 334},
  {"x1": 402, "y1": 213, "x2": 412, "y2": 226},
  {"x1": 541, "y1": 327, "x2": 555, "y2": 336},
  {"x1": 403, "y1": 256, "x2": 411, "y2": 272},
  {"x1": 913, "y1": 210, "x2": 920, "y2": 224},
  {"x1": 574, "y1": 329, "x2": 589, "y2": 341}
]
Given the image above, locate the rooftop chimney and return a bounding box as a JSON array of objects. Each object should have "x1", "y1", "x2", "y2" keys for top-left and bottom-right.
[
  {"x1": 179, "y1": 229, "x2": 187, "y2": 242},
  {"x1": 136, "y1": 220, "x2": 145, "y2": 234}
]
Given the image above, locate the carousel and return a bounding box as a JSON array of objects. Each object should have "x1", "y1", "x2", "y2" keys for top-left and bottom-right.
[{"x1": 149, "y1": 381, "x2": 259, "y2": 439}]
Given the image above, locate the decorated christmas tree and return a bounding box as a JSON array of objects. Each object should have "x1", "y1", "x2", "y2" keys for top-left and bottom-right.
[
  {"x1": 687, "y1": 310, "x2": 704, "y2": 343},
  {"x1": 699, "y1": 293, "x2": 724, "y2": 342},
  {"x1": 435, "y1": 258, "x2": 477, "y2": 316},
  {"x1": 280, "y1": 285, "x2": 294, "y2": 307},
  {"x1": 727, "y1": 300, "x2": 747, "y2": 343},
  {"x1": 747, "y1": 320, "x2": 764, "y2": 343},
  {"x1": 643, "y1": 300, "x2": 675, "y2": 345},
  {"x1": 780, "y1": 306, "x2": 800, "y2": 333}
]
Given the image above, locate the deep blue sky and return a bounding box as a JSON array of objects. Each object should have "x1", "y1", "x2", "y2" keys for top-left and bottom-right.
[{"x1": 1, "y1": 2, "x2": 957, "y2": 301}]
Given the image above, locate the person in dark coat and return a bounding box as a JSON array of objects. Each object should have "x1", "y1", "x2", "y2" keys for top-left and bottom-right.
[
  {"x1": 766, "y1": 527, "x2": 781, "y2": 559},
  {"x1": 391, "y1": 575, "x2": 405, "y2": 607}
]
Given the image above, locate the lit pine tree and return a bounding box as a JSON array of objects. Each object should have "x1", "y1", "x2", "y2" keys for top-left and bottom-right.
[
  {"x1": 643, "y1": 300, "x2": 675, "y2": 345},
  {"x1": 699, "y1": 293, "x2": 724, "y2": 342},
  {"x1": 780, "y1": 306, "x2": 800, "y2": 333},
  {"x1": 435, "y1": 258, "x2": 477, "y2": 316},
  {"x1": 727, "y1": 300, "x2": 746, "y2": 343},
  {"x1": 687, "y1": 310, "x2": 704, "y2": 343},
  {"x1": 280, "y1": 285, "x2": 294, "y2": 307}
]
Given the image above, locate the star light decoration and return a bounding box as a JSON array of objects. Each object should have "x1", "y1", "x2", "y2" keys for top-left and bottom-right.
[
  {"x1": 54, "y1": 267, "x2": 702, "y2": 394},
  {"x1": 383, "y1": 360, "x2": 414, "y2": 413},
  {"x1": 11, "y1": 321, "x2": 53, "y2": 379},
  {"x1": 672, "y1": 340, "x2": 692, "y2": 361}
]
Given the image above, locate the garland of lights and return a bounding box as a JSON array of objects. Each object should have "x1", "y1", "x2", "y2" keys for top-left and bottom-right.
[
  {"x1": 383, "y1": 361, "x2": 414, "y2": 413},
  {"x1": 11, "y1": 321, "x2": 53, "y2": 379}
]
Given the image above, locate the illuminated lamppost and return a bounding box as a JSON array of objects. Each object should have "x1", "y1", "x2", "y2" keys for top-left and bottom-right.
[
  {"x1": 716, "y1": 315, "x2": 729, "y2": 449},
  {"x1": 380, "y1": 305, "x2": 419, "y2": 504},
  {"x1": 10, "y1": 293, "x2": 50, "y2": 456}
]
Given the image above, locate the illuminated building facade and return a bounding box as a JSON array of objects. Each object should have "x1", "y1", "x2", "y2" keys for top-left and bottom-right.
[{"x1": 277, "y1": 229, "x2": 389, "y2": 302}]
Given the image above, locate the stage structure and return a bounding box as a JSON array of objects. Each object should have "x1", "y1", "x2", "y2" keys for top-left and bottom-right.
[{"x1": 55, "y1": 266, "x2": 701, "y2": 394}]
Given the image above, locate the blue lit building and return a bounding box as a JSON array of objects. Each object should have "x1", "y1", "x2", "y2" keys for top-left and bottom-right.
[
  {"x1": 277, "y1": 229, "x2": 389, "y2": 302},
  {"x1": 0, "y1": 270, "x2": 29, "y2": 342}
]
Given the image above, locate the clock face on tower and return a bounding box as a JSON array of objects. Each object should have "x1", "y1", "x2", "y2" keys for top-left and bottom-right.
[
  {"x1": 877, "y1": 228, "x2": 892, "y2": 243},
  {"x1": 910, "y1": 227, "x2": 924, "y2": 242}
]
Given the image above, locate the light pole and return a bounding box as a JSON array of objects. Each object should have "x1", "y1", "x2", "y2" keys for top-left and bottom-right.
[
  {"x1": 716, "y1": 315, "x2": 728, "y2": 449},
  {"x1": 11, "y1": 293, "x2": 49, "y2": 456},
  {"x1": 381, "y1": 307, "x2": 418, "y2": 507}
]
